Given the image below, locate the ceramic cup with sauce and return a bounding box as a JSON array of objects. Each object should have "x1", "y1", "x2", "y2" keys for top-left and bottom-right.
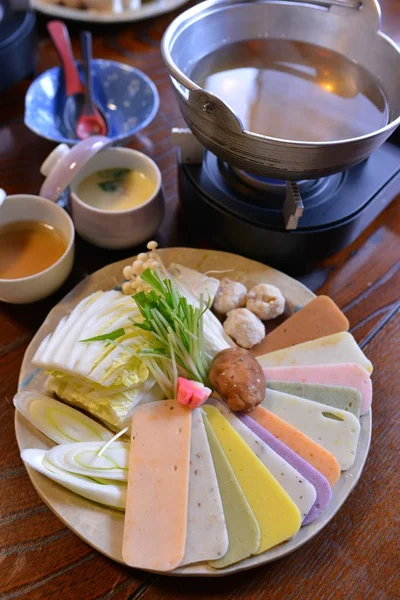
[
  {"x1": 40, "y1": 138, "x2": 165, "y2": 250},
  {"x1": 69, "y1": 148, "x2": 164, "y2": 249},
  {"x1": 0, "y1": 195, "x2": 74, "y2": 304}
]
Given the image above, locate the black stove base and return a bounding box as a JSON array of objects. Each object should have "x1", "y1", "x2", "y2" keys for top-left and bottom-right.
[{"x1": 178, "y1": 142, "x2": 400, "y2": 272}]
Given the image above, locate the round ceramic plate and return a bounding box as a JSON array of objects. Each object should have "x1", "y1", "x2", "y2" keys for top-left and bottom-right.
[
  {"x1": 15, "y1": 248, "x2": 371, "y2": 577},
  {"x1": 32, "y1": 0, "x2": 189, "y2": 23}
]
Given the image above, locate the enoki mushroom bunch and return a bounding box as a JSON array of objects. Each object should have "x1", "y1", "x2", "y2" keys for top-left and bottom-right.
[{"x1": 121, "y1": 241, "x2": 161, "y2": 295}]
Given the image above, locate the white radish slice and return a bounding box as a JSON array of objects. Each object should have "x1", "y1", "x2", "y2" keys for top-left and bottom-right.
[
  {"x1": 262, "y1": 389, "x2": 361, "y2": 470},
  {"x1": 47, "y1": 441, "x2": 129, "y2": 480},
  {"x1": 13, "y1": 392, "x2": 113, "y2": 444},
  {"x1": 21, "y1": 449, "x2": 126, "y2": 510},
  {"x1": 180, "y1": 408, "x2": 228, "y2": 566},
  {"x1": 209, "y1": 399, "x2": 317, "y2": 521}
]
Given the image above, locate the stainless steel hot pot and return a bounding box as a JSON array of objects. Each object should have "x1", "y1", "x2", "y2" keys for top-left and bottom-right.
[{"x1": 162, "y1": 0, "x2": 400, "y2": 180}]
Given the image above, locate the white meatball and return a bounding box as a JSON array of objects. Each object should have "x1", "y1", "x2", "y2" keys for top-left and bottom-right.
[
  {"x1": 213, "y1": 278, "x2": 247, "y2": 315},
  {"x1": 246, "y1": 283, "x2": 285, "y2": 320},
  {"x1": 223, "y1": 308, "x2": 265, "y2": 349}
]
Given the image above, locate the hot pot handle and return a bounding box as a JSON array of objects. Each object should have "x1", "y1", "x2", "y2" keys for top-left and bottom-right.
[{"x1": 170, "y1": 76, "x2": 245, "y2": 133}]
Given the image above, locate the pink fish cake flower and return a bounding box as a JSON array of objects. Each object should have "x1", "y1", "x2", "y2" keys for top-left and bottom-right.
[{"x1": 177, "y1": 377, "x2": 211, "y2": 409}]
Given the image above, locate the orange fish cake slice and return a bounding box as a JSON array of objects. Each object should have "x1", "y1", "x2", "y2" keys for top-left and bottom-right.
[
  {"x1": 251, "y1": 405, "x2": 341, "y2": 487},
  {"x1": 252, "y1": 295, "x2": 349, "y2": 356},
  {"x1": 122, "y1": 400, "x2": 191, "y2": 572}
]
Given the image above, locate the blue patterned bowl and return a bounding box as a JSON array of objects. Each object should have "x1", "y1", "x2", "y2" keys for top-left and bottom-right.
[{"x1": 24, "y1": 59, "x2": 159, "y2": 145}]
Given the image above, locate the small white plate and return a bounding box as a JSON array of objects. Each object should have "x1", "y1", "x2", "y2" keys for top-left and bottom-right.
[
  {"x1": 15, "y1": 248, "x2": 371, "y2": 576},
  {"x1": 32, "y1": 0, "x2": 189, "y2": 23}
]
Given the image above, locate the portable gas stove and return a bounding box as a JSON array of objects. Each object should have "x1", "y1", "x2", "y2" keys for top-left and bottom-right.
[{"x1": 174, "y1": 127, "x2": 400, "y2": 272}]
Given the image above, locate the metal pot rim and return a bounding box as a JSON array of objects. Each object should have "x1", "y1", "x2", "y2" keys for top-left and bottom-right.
[{"x1": 161, "y1": 0, "x2": 400, "y2": 147}]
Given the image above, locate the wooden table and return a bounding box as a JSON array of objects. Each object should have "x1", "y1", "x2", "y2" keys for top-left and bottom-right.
[{"x1": 0, "y1": 2, "x2": 399, "y2": 599}]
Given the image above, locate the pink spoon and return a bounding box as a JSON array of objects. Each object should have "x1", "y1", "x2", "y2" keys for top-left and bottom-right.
[
  {"x1": 47, "y1": 20, "x2": 86, "y2": 138},
  {"x1": 76, "y1": 31, "x2": 107, "y2": 140}
]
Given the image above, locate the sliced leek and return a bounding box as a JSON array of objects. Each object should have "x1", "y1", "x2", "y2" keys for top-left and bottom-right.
[
  {"x1": 46, "y1": 441, "x2": 129, "y2": 481},
  {"x1": 21, "y1": 449, "x2": 126, "y2": 510},
  {"x1": 14, "y1": 392, "x2": 113, "y2": 444}
]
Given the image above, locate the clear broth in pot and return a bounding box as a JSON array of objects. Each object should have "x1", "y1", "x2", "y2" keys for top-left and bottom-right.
[{"x1": 190, "y1": 39, "x2": 388, "y2": 142}]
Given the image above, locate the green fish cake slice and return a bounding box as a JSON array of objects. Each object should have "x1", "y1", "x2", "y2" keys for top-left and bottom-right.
[
  {"x1": 267, "y1": 381, "x2": 361, "y2": 419},
  {"x1": 203, "y1": 415, "x2": 260, "y2": 569}
]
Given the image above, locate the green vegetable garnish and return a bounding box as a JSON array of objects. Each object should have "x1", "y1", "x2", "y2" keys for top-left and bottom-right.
[
  {"x1": 97, "y1": 181, "x2": 123, "y2": 193},
  {"x1": 97, "y1": 169, "x2": 130, "y2": 179},
  {"x1": 96, "y1": 169, "x2": 130, "y2": 193},
  {"x1": 81, "y1": 328, "x2": 126, "y2": 343},
  {"x1": 130, "y1": 269, "x2": 211, "y2": 398}
]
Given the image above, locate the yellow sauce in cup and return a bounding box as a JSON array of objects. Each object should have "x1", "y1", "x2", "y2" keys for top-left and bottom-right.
[{"x1": 77, "y1": 168, "x2": 156, "y2": 212}]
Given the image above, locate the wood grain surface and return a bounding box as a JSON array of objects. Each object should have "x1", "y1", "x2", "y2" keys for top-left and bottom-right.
[{"x1": 0, "y1": 1, "x2": 399, "y2": 599}]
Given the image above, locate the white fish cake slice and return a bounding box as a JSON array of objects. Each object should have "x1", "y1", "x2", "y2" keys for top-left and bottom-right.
[
  {"x1": 262, "y1": 389, "x2": 361, "y2": 470},
  {"x1": 209, "y1": 399, "x2": 317, "y2": 521},
  {"x1": 180, "y1": 409, "x2": 228, "y2": 566},
  {"x1": 257, "y1": 332, "x2": 373, "y2": 374}
]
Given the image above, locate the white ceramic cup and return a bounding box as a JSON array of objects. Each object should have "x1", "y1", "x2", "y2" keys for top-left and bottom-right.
[
  {"x1": 0, "y1": 195, "x2": 75, "y2": 304},
  {"x1": 69, "y1": 148, "x2": 164, "y2": 249}
]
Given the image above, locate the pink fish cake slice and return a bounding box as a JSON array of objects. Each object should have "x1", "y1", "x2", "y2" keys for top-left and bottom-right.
[{"x1": 122, "y1": 400, "x2": 191, "y2": 572}]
